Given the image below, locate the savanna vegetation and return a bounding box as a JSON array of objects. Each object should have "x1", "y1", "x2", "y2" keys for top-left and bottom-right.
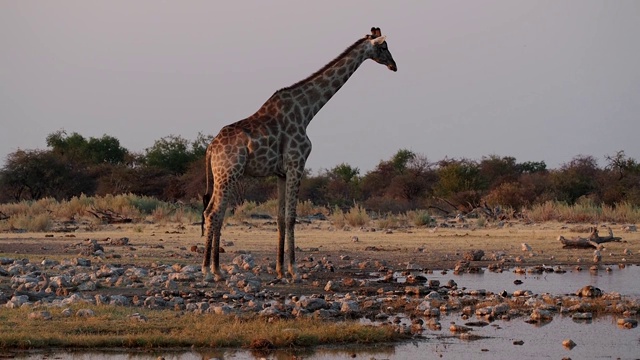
[
  {"x1": 1, "y1": 130, "x2": 639, "y2": 227},
  {"x1": 0, "y1": 306, "x2": 403, "y2": 349}
]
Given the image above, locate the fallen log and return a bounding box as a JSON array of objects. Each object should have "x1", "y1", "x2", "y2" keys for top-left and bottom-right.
[
  {"x1": 559, "y1": 227, "x2": 622, "y2": 249},
  {"x1": 87, "y1": 208, "x2": 132, "y2": 224}
]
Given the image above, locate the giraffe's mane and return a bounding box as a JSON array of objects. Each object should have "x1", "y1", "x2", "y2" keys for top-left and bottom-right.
[{"x1": 275, "y1": 36, "x2": 370, "y2": 93}]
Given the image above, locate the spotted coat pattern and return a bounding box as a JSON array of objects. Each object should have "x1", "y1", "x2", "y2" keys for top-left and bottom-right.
[{"x1": 202, "y1": 27, "x2": 397, "y2": 281}]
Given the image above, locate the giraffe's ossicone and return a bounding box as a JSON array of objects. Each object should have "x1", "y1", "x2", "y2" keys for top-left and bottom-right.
[{"x1": 202, "y1": 27, "x2": 397, "y2": 282}]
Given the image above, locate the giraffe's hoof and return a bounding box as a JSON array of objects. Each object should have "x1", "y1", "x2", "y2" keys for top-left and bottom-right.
[
  {"x1": 289, "y1": 272, "x2": 301, "y2": 283},
  {"x1": 203, "y1": 273, "x2": 214, "y2": 282},
  {"x1": 214, "y1": 274, "x2": 225, "y2": 282}
]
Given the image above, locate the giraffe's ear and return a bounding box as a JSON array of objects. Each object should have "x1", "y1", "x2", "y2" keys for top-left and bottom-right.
[{"x1": 370, "y1": 35, "x2": 386, "y2": 45}]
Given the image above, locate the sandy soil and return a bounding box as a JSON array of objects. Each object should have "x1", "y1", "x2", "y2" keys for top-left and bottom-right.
[{"x1": 1, "y1": 219, "x2": 638, "y2": 283}]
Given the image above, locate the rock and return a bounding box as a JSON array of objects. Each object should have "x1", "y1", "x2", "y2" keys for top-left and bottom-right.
[
  {"x1": 313, "y1": 308, "x2": 337, "y2": 320},
  {"x1": 405, "y1": 286, "x2": 425, "y2": 295},
  {"x1": 324, "y1": 281, "x2": 338, "y2": 292},
  {"x1": 129, "y1": 313, "x2": 148, "y2": 322},
  {"x1": 530, "y1": 309, "x2": 553, "y2": 321},
  {"x1": 463, "y1": 250, "x2": 485, "y2": 261},
  {"x1": 572, "y1": 312, "x2": 593, "y2": 320},
  {"x1": 340, "y1": 300, "x2": 359, "y2": 314},
  {"x1": 622, "y1": 224, "x2": 637, "y2": 232},
  {"x1": 82, "y1": 239, "x2": 104, "y2": 256},
  {"x1": 77, "y1": 280, "x2": 97, "y2": 291},
  {"x1": 41, "y1": 259, "x2": 59, "y2": 267},
  {"x1": 576, "y1": 285, "x2": 603, "y2": 298},
  {"x1": 617, "y1": 318, "x2": 638, "y2": 329},
  {"x1": 8, "y1": 295, "x2": 30, "y2": 308},
  {"x1": 259, "y1": 306, "x2": 283, "y2": 317},
  {"x1": 110, "y1": 237, "x2": 129, "y2": 246},
  {"x1": 423, "y1": 307, "x2": 441, "y2": 317},
  {"x1": 593, "y1": 250, "x2": 601, "y2": 263},
  {"x1": 109, "y1": 295, "x2": 130, "y2": 306},
  {"x1": 76, "y1": 309, "x2": 95, "y2": 317},
  {"x1": 168, "y1": 272, "x2": 194, "y2": 282},
  {"x1": 28, "y1": 311, "x2": 52, "y2": 320},
  {"x1": 425, "y1": 291, "x2": 443, "y2": 300},
  {"x1": 562, "y1": 339, "x2": 576, "y2": 349},
  {"x1": 521, "y1": 243, "x2": 532, "y2": 252},
  {"x1": 73, "y1": 258, "x2": 91, "y2": 267},
  {"x1": 341, "y1": 277, "x2": 356, "y2": 287},
  {"x1": 449, "y1": 324, "x2": 471, "y2": 333},
  {"x1": 298, "y1": 297, "x2": 328, "y2": 312}
]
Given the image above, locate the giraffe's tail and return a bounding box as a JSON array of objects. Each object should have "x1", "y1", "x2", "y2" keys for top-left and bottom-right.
[{"x1": 202, "y1": 147, "x2": 213, "y2": 237}]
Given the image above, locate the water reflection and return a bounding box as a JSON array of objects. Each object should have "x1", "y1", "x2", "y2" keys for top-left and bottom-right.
[
  {"x1": 9, "y1": 266, "x2": 640, "y2": 360},
  {"x1": 381, "y1": 264, "x2": 640, "y2": 297}
]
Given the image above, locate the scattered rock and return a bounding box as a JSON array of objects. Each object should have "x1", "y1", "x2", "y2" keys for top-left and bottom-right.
[
  {"x1": 463, "y1": 250, "x2": 485, "y2": 261},
  {"x1": 562, "y1": 339, "x2": 576, "y2": 349},
  {"x1": 576, "y1": 285, "x2": 603, "y2": 298},
  {"x1": 28, "y1": 311, "x2": 52, "y2": 320},
  {"x1": 76, "y1": 309, "x2": 95, "y2": 317},
  {"x1": 617, "y1": 318, "x2": 638, "y2": 329}
]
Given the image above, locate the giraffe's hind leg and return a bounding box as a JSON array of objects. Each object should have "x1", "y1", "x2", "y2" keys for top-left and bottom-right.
[{"x1": 202, "y1": 181, "x2": 231, "y2": 282}]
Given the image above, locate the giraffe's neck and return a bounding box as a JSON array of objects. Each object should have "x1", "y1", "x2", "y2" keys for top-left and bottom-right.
[{"x1": 277, "y1": 38, "x2": 369, "y2": 128}]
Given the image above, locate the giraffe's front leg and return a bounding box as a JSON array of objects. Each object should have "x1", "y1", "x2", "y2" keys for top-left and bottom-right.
[
  {"x1": 285, "y1": 172, "x2": 302, "y2": 283},
  {"x1": 276, "y1": 177, "x2": 286, "y2": 279},
  {"x1": 211, "y1": 230, "x2": 225, "y2": 282}
]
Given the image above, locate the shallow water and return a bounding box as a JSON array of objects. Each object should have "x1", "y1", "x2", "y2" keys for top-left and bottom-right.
[
  {"x1": 13, "y1": 313, "x2": 640, "y2": 360},
  {"x1": 394, "y1": 264, "x2": 640, "y2": 297},
  {"x1": 10, "y1": 266, "x2": 640, "y2": 360}
]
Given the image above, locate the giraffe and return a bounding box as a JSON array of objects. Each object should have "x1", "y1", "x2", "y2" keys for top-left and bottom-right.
[{"x1": 202, "y1": 27, "x2": 397, "y2": 281}]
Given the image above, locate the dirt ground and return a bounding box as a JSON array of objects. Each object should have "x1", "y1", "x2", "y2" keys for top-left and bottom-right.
[{"x1": 1, "y1": 219, "x2": 638, "y2": 286}]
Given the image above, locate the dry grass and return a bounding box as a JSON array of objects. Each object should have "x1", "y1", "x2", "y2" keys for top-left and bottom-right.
[
  {"x1": 526, "y1": 200, "x2": 640, "y2": 223},
  {"x1": 0, "y1": 306, "x2": 403, "y2": 350}
]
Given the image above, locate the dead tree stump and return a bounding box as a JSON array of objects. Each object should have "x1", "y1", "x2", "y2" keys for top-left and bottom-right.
[{"x1": 558, "y1": 227, "x2": 622, "y2": 249}]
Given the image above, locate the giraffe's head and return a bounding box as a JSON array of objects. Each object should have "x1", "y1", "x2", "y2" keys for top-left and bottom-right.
[{"x1": 366, "y1": 27, "x2": 397, "y2": 72}]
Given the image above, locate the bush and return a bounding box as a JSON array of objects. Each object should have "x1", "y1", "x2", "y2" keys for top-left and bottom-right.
[
  {"x1": 407, "y1": 210, "x2": 433, "y2": 227},
  {"x1": 328, "y1": 205, "x2": 346, "y2": 229},
  {"x1": 344, "y1": 204, "x2": 370, "y2": 227}
]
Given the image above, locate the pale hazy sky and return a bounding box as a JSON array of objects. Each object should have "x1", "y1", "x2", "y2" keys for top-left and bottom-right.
[{"x1": 1, "y1": 1, "x2": 639, "y2": 173}]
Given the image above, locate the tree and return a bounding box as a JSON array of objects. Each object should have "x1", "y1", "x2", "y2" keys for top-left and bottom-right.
[
  {"x1": 0, "y1": 150, "x2": 94, "y2": 201},
  {"x1": 601, "y1": 150, "x2": 640, "y2": 204},
  {"x1": 479, "y1": 155, "x2": 519, "y2": 189},
  {"x1": 144, "y1": 135, "x2": 196, "y2": 174},
  {"x1": 85, "y1": 135, "x2": 128, "y2": 164},
  {"x1": 191, "y1": 132, "x2": 215, "y2": 158},
  {"x1": 323, "y1": 163, "x2": 361, "y2": 207},
  {"x1": 518, "y1": 160, "x2": 547, "y2": 174},
  {"x1": 46, "y1": 130, "x2": 88, "y2": 161},
  {"x1": 390, "y1": 149, "x2": 416, "y2": 174},
  {"x1": 552, "y1": 155, "x2": 601, "y2": 203},
  {"x1": 46, "y1": 130, "x2": 128, "y2": 165},
  {"x1": 434, "y1": 158, "x2": 484, "y2": 197}
]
